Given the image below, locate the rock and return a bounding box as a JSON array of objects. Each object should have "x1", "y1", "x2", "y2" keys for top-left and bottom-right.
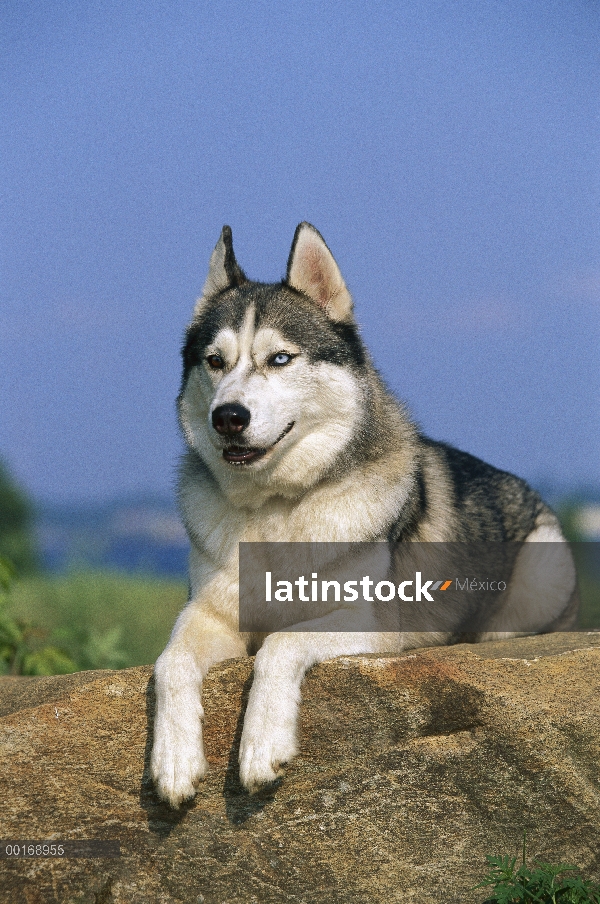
[{"x1": 1, "y1": 632, "x2": 600, "y2": 904}]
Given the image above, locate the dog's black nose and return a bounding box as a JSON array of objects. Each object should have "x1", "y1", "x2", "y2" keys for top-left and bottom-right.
[{"x1": 212, "y1": 404, "x2": 251, "y2": 436}]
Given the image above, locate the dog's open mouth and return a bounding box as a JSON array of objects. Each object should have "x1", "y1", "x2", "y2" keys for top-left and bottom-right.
[
  {"x1": 223, "y1": 447, "x2": 266, "y2": 464},
  {"x1": 223, "y1": 422, "x2": 295, "y2": 465}
]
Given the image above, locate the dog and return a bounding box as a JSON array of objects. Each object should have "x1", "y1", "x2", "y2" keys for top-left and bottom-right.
[{"x1": 150, "y1": 222, "x2": 577, "y2": 807}]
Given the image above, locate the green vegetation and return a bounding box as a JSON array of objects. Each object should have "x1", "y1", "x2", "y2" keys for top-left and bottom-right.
[
  {"x1": 575, "y1": 561, "x2": 600, "y2": 630},
  {"x1": 5, "y1": 570, "x2": 187, "y2": 671},
  {"x1": 474, "y1": 835, "x2": 600, "y2": 903},
  {"x1": 0, "y1": 555, "x2": 77, "y2": 675},
  {"x1": 0, "y1": 462, "x2": 74, "y2": 674},
  {"x1": 0, "y1": 459, "x2": 38, "y2": 574},
  {"x1": 0, "y1": 458, "x2": 187, "y2": 672},
  {"x1": 554, "y1": 498, "x2": 600, "y2": 630}
]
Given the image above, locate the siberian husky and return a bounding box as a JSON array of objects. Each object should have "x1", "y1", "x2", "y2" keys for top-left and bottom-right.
[{"x1": 151, "y1": 223, "x2": 577, "y2": 806}]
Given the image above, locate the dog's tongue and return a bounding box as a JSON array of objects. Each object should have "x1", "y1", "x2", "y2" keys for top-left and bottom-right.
[{"x1": 223, "y1": 446, "x2": 266, "y2": 464}]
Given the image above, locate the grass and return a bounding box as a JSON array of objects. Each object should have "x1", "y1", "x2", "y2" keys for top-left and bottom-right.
[
  {"x1": 5, "y1": 569, "x2": 187, "y2": 671},
  {"x1": 474, "y1": 834, "x2": 600, "y2": 903},
  {"x1": 571, "y1": 545, "x2": 600, "y2": 631}
]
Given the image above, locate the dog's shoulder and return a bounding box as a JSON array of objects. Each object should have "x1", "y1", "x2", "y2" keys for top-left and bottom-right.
[{"x1": 394, "y1": 434, "x2": 549, "y2": 542}]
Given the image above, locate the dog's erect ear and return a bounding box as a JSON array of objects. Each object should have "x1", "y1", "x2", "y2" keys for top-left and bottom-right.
[
  {"x1": 286, "y1": 223, "x2": 354, "y2": 323},
  {"x1": 193, "y1": 226, "x2": 246, "y2": 317}
]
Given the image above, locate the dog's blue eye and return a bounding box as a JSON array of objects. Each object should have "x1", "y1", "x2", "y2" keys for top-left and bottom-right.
[
  {"x1": 206, "y1": 354, "x2": 225, "y2": 370},
  {"x1": 270, "y1": 352, "x2": 292, "y2": 366}
]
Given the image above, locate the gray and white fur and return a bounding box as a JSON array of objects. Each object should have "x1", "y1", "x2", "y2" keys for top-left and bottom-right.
[{"x1": 151, "y1": 223, "x2": 577, "y2": 806}]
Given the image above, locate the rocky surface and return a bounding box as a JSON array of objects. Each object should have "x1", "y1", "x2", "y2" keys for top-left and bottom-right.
[{"x1": 1, "y1": 632, "x2": 600, "y2": 903}]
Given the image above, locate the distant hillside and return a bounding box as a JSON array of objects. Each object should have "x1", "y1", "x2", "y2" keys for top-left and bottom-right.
[{"x1": 35, "y1": 495, "x2": 189, "y2": 577}]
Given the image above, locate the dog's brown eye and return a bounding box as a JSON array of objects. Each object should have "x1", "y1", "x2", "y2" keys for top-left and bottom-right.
[
  {"x1": 269, "y1": 352, "x2": 293, "y2": 367},
  {"x1": 206, "y1": 354, "x2": 225, "y2": 370}
]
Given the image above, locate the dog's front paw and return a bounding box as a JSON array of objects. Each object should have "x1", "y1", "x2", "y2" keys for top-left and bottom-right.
[
  {"x1": 150, "y1": 702, "x2": 208, "y2": 807},
  {"x1": 238, "y1": 729, "x2": 298, "y2": 794},
  {"x1": 238, "y1": 683, "x2": 299, "y2": 793},
  {"x1": 150, "y1": 717, "x2": 208, "y2": 808}
]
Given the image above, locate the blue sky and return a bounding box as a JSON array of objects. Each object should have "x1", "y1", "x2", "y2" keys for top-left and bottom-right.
[{"x1": 1, "y1": 0, "x2": 599, "y2": 503}]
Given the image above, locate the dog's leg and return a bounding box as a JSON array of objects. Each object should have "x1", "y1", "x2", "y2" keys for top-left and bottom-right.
[
  {"x1": 238, "y1": 625, "x2": 402, "y2": 792},
  {"x1": 151, "y1": 603, "x2": 246, "y2": 807}
]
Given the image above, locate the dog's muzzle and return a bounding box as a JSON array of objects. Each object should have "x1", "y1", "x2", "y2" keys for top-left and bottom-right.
[{"x1": 214, "y1": 411, "x2": 295, "y2": 465}]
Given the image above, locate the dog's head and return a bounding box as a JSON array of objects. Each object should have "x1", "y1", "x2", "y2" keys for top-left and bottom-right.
[{"x1": 178, "y1": 224, "x2": 369, "y2": 498}]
